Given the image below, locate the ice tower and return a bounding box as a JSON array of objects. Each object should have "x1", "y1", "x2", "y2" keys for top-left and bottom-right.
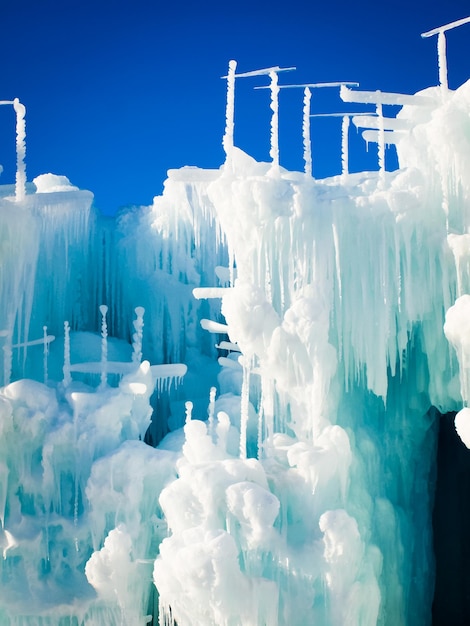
[{"x1": 1, "y1": 16, "x2": 470, "y2": 626}]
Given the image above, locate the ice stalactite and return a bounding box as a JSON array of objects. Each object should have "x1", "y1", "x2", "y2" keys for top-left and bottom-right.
[{"x1": 13, "y1": 98, "x2": 26, "y2": 202}]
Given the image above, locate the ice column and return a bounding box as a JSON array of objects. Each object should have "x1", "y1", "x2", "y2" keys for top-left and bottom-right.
[
  {"x1": 376, "y1": 101, "x2": 385, "y2": 178},
  {"x1": 303, "y1": 87, "x2": 312, "y2": 177},
  {"x1": 341, "y1": 115, "x2": 350, "y2": 176},
  {"x1": 208, "y1": 386, "x2": 217, "y2": 439},
  {"x1": 3, "y1": 340, "x2": 11, "y2": 387},
  {"x1": 132, "y1": 306, "x2": 145, "y2": 364},
  {"x1": 99, "y1": 305, "x2": 108, "y2": 390},
  {"x1": 13, "y1": 98, "x2": 26, "y2": 202},
  {"x1": 437, "y1": 31, "x2": 448, "y2": 91},
  {"x1": 43, "y1": 326, "x2": 48, "y2": 384},
  {"x1": 63, "y1": 321, "x2": 72, "y2": 386},
  {"x1": 223, "y1": 60, "x2": 237, "y2": 162},
  {"x1": 185, "y1": 401, "x2": 193, "y2": 424},
  {"x1": 269, "y1": 70, "x2": 280, "y2": 172}
]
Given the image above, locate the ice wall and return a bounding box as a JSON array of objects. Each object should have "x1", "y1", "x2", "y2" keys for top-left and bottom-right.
[{"x1": 2, "y1": 76, "x2": 470, "y2": 626}]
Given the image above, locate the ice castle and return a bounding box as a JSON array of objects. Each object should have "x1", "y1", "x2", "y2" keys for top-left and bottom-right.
[{"x1": 1, "y1": 15, "x2": 470, "y2": 626}]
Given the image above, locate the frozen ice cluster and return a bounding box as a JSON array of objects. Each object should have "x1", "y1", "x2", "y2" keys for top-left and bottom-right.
[{"x1": 3, "y1": 52, "x2": 470, "y2": 624}]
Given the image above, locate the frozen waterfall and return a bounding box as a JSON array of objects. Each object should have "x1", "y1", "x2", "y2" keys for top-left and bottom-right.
[{"x1": 2, "y1": 22, "x2": 470, "y2": 625}]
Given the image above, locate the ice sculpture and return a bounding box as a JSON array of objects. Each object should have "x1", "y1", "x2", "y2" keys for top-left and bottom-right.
[{"x1": 2, "y1": 18, "x2": 470, "y2": 626}]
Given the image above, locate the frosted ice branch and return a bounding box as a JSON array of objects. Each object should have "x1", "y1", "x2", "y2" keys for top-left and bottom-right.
[{"x1": 421, "y1": 16, "x2": 470, "y2": 90}]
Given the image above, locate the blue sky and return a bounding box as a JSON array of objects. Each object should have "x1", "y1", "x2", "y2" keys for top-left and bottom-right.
[{"x1": 0, "y1": 0, "x2": 470, "y2": 214}]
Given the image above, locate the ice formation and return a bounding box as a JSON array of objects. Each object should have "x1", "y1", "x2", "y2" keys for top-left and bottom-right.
[{"x1": 2, "y1": 16, "x2": 470, "y2": 626}]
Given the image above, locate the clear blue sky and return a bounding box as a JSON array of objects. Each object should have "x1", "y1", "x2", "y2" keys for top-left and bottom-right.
[{"x1": 0, "y1": 0, "x2": 469, "y2": 214}]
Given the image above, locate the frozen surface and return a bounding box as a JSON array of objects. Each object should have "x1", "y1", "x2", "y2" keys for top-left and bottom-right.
[{"x1": 2, "y1": 61, "x2": 470, "y2": 626}]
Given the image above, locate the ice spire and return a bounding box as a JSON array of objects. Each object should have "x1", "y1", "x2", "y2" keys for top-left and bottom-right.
[
  {"x1": 223, "y1": 60, "x2": 237, "y2": 162},
  {"x1": 13, "y1": 98, "x2": 26, "y2": 202}
]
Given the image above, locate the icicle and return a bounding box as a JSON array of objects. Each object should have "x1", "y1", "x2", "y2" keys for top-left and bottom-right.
[
  {"x1": 132, "y1": 306, "x2": 145, "y2": 364},
  {"x1": 99, "y1": 305, "x2": 108, "y2": 390},
  {"x1": 13, "y1": 98, "x2": 26, "y2": 202},
  {"x1": 257, "y1": 394, "x2": 264, "y2": 460},
  {"x1": 207, "y1": 386, "x2": 216, "y2": 439},
  {"x1": 437, "y1": 30, "x2": 448, "y2": 91},
  {"x1": 269, "y1": 70, "x2": 280, "y2": 172},
  {"x1": 341, "y1": 115, "x2": 350, "y2": 176},
  {"x1": 185, "y1": 401, "x2": 193, "y2": 424},
  {"x1": 3, "y1": 340, "x2": 12, "y2": 387},
  {"x1": 43, "y1": 325, "x2": 48, "y2": 384},
  {"x1": 332, "y1": 221, "x2": 342, "y2": 301},
  {"x1": 303, "y1": 87, "x2": 312, "y2": 177},
  {"x1": 223, "y1": 60, "x2": 237, "y2": 162},
  {"x1": 239, "y1": 358, "x2": 251, "y2": 460},
  {"x1": 63, "y1": 321, "x2": 72, "y2": 386},
  {"x1": 261, "y1": 377, "x2": 274, "y2": 458}
]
